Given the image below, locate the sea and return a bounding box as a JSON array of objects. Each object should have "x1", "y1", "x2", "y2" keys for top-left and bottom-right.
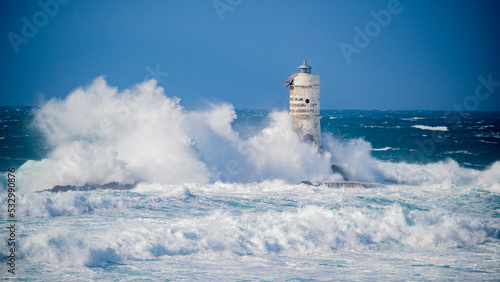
[{"x1": 1, "y1": 78, "x2": 499, "y2": 280}]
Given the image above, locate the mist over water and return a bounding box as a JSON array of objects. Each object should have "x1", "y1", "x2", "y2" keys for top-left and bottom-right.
[
  {"x1": 0, "y1": 77, "x2": 490, "y2": 195},
  {"x1": 11, "y1": 77, "x2": 500, "y2": 192}
]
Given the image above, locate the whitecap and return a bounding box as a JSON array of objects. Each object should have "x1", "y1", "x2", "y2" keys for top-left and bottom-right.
[
  {"x1": 373, "y1": 147, "x2": 393, "y2": 151},
  {"x1": 412, "y1": 125, "x2": 448, "y2": 131},
  {"x1": 400, "y1": 117, "x2": 426, "y2": 121}
]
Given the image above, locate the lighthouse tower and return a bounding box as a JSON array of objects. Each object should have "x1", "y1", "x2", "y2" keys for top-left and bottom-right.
[{"x1": 283, "y1": 61, "x2": 322, "y2": 148}]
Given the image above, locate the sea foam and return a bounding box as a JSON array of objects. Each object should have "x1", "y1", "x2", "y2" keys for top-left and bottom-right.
[
  {"x1": 11, "y1": 198, "x2": 500, "y2": 267},
  {"x1": 16, "y1": 77, "x2": 385, "y2": 192}
]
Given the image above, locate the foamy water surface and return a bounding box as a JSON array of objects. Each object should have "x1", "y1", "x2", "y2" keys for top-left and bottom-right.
[{"x1": 1, "y1": 78, "x2": 499, "y2": 280}]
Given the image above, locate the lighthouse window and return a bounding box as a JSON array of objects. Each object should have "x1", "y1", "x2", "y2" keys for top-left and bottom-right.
[
  {"x1": 299, "y1": 68, "x2": 311, "y2": 74},
  {"x1": 305, "y1": 99, "x2": 310, "y2": 104}
]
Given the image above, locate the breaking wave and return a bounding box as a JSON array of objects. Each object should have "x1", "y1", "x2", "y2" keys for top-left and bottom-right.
[
  {"x1": 11, "y1": 77, "x2": 500, "y2": 192},
  {"x1": 15, "y1": 77, "x2": 380, "y2": 192},
  {"x1": 3, "y1": 190, "x2": 498, "y2": 267}
]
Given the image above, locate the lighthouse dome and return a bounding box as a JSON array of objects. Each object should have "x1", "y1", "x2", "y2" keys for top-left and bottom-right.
[{"x1": 298, "y1": 61, "x2": 311, "y2": 74}]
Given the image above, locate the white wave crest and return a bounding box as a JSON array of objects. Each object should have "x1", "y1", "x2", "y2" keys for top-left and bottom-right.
[
  {"x1": 380, "y1": 159, "x2": 500, "y2": 187},
  {"x1": 12, "y1": 77, "x2": 499, "y2": 192},
  {"x1": 12, "y1": 203, "x2": 499, "y2": 267},
  {"x1": 373, "y1": 147, "x2": 393, "y2": 151},
  {"x1": 412, "y1": 125, "x2": 448, "y2": 131},
  {"x1": 15, "y1": 78, "x2": 353, "y2": 192}
]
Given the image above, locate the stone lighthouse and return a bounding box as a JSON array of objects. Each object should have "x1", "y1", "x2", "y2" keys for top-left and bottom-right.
[{"x1": 283, "y1": 61, "x2": 322, "y2": 148}]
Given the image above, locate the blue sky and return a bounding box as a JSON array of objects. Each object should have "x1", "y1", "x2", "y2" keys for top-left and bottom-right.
[{"x1": 1, "y1": 0, "x2": 500, "y2": 110}]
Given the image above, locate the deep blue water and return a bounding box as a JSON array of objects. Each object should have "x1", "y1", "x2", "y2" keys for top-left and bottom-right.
[
  {"x1": 0, "y1": 107, "x2": 47, "y2": 170},
  {"x1": 236, "y1": 109, "x2": 500, "y2": 169},
  {"x1": 2, "y1": 107, "x2": 499, "y2": 170}
]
